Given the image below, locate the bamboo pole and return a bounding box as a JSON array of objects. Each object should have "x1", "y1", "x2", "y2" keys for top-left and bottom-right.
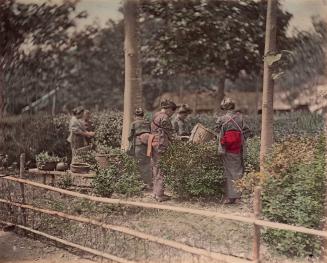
[
  {"x1": 252, "y1": 187, "x2": 262, "y2": 263},
  {"x1": 0, "y1": 198, "x2": 251, "y2": 263},
  {"x1": 2, "y1": 176, "x2": 327, "y2": 238}
]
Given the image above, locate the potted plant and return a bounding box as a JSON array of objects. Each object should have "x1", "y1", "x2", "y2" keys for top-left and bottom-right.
[
  {"x1": 36, "y1": 152, "x2": 60, "y2": 171},
  {"x1": 95, "y1": 145, "x2": 121, "y2": 169}
]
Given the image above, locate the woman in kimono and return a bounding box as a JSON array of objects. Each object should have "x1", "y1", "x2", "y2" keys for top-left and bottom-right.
[
  {"x1": 128, "y1": 107, "x2": 152, "y2": 187},
  {"x1": 148, "y1": 99, "x2": 177, "y2": 202},
  {"x1": 67, "y1": 106, "x2": 95, "y2": 163},
  {"x1": 216, "y1": 98, "x2": 252, "y2": 204},
  {"x1": 172, "y1": 104, "x2": 192, "y2": 138}
]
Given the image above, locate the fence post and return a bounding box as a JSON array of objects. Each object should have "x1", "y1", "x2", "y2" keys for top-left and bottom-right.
[
  {"x1": 19, "y1": 153, "x2": 27, "y2": 226},
  {"x1": 253, "y1": 186, "x2": 262, "y2": 263}
]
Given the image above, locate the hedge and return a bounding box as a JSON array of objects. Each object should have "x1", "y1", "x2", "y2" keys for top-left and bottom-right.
[
  {"x1": 0, "y1": 111, "x2": 123, "y2": 167},
  {"x1": 262, "y1": 135, "x2": 326, "y2": 257},
  {"x1": 160, "y1": 142, "x2": 224, "y2": 198}
]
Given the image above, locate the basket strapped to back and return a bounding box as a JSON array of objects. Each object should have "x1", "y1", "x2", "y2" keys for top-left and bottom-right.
[{"x1": 189, "y1": 123, "x2": 217, "y2": 144}]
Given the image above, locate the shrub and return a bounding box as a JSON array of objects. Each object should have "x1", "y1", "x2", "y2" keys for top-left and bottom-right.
[
  {"x1": 77, "y1": 149, "x2": 97, "y2": 170},
  {"x1": 262, "y1": 135, "x2": 326, "y2": 257},
  {"x1": 235, "y1": 136, "x2": 263, "y2": 194},
  {"x1": 92, "y1": 150, "x2": 144, "y2": 197},
  {"x1": 57, "y1": 173, "x2": 73, "y2": 189},
  {"x1": 160, "y1": 142, "x2": 224, "y2": 198},
  {"x1": 35, "y1": 151, "x2": 61, "y2": 164},
  {"x1": 0, "y1": 114, "x2": 69, "y2": 166},
  {"x1": 93, "y1": 111, "x2": 123, "y2": 149},
  {"x1": 245, "y1": 136, "x2": 261, "y2": 171},
  {"x1": 186, "y1": 112, "x2": 322, "y2": 139},
  {"x1": 273, "y1": 112, "x2": 323, "y2": 139},
  {"x1": 0, "y1": 111, "x2": 124, "y2": 167}
]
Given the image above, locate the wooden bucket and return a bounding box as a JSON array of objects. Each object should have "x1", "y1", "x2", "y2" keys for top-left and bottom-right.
[
  {"x1": 70, "y1": 163, "x2": 90, "y2": 174},
  {"x1": 189, "y1": 123, "x2": 217, "y2": 144}
]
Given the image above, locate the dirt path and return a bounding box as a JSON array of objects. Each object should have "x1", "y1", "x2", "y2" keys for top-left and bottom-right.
[{"x1": 0, "y1": 230, "x2": 94, "y2": 263}]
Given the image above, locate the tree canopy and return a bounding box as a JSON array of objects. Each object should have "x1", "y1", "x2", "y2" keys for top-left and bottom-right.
[{"x1": 139, "y1": 0, "x2": 292, "y2": 79}]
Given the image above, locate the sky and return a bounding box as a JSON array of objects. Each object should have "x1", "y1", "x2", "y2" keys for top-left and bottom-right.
[{"x1": 17, "y1": 0, "x2": 327, "y2": 34}]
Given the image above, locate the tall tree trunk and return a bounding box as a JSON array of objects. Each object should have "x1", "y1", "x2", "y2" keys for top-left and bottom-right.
[
  {"x1": 259, "y1": 0, "x2": 277, "y2": 171},
  {"x1": 121, "y1": 0, "x2": 141, "y2": 150}
]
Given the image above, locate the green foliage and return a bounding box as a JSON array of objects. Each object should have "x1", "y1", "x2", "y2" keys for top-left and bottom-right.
[
  {"x1": 187, "y1": 112, "x2": 322, "y2": 139},
  {"x1": 273, "y1": 112, "x2": 323, "y2": 139},
  {"x1": 245, "y1": 136, "x2": 260, "y2": 172},
  {"x1": 160, "y1": 142, "x2": 224, "y2": 198},
  {"x1": 1, "y1": 0, "x2": 87, "y2": 114},
  {"x1": 262, "y1": 135, "x2": 326, "y2": 257},
  {"x1": 0, "y1": 114, "x2": 70, "y2": 165},
  {"x1": 92, "y1": 151, "x2": 144, "y2": 197},
  {"x1": 0, "y1": 111, "x2": 123, "y2": 166},
  {"x1": 76, "y1": 150, "x2": 97, "y2": 170},
  {"x1": 277, "y1": 18, "x2": 327, "y2": 98},
  {"x1": 57, "y1": 173, "x2": 73, "y2": 189},
  {"x1": 140, "y1": 0, "x2": 292, "y2": 79},
  {"x1": 93, "y1": 111, "x2": 123, "y2": 149},
  {"x1": 235, "y1": 136, "x2": 262, "y2": 194},
  {"x1": 35, "y1": 151, "x2": 60, "y2": 164}
]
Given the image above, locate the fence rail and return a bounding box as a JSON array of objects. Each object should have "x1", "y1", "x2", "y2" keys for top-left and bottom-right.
[
  {"x1": 0, "y1": 219, "x2": 135, "y2": 263},
  {"x1": 1, "y1": 170, "x2": 327, "y2": 263}
]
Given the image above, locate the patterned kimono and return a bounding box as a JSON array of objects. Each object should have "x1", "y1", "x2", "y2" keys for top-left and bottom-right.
[
  {"x1": 150, "y1": 111, "x2": 174, "y2": 198},
  {"x1": 67, "y1": 116, "x2": 87, "y2": 162},
  {"x1": 216, "y1": 111, "x2": 252, "y2": 199}
]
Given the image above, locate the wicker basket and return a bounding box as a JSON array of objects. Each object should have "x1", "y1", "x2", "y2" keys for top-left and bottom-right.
[
  {"x1": 189, "y1": 123, "x2": 217, "y2": 144},
  {"x1": 70, "y1": 163, "x2": 90, "y2": 174}
]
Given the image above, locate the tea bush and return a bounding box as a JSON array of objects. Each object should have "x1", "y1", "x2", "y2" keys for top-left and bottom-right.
[
  {"x1": 187, "y1": 112, "x2": 322, "y2": 139},
  {"x1": 273, "y1": 112, "x2": 323, "y2": 139},
  {"x1": 93, "y1": 111, "x2": 123, "y2": 149},
  {"x1": 92, "y1": 150, "x2": 144, "y2": 197},
  {"x1": 262, "y1": 135, "x2": 326, "y2": 257},
  {"x1": 235, "y1": 136, "x2": 263, "y2": 194},
  {"x1": 160, "y1": 142, "x2": 224, "y2": 198},
  {"x1": 245, "y1": 136, "x2": 261, "y2": 171},
  {"x1": 35, "y1": 151, "x2": 61, "y2": 164}
]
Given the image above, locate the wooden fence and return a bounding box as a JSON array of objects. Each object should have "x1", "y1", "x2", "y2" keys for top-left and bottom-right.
[{"x1": 0, "y1": 155, "x2": 327, "y2": 263}]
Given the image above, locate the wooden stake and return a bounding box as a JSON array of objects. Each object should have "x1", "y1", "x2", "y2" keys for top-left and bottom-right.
[
  {"x1": 252, "y1": 187, "x2": 262, "y2": 263},
  {"x1": 19, "y1": 153, "x2": 27, "y2": 225}
]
